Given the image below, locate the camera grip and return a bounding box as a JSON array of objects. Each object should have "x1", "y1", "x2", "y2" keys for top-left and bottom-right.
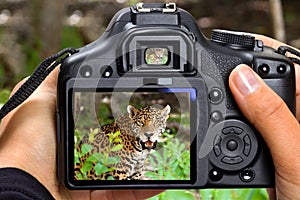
[
  {"x1": 201, "y1": 49, "x2": 243, "y2": 110},
  {"x1": 263, "y1": 79, "x2": 296, "y2": 114}
]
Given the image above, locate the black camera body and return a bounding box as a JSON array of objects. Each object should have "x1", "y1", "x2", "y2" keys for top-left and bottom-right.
[{"x1": 57, "y1": 3, "x2": 295, "y2": 189}]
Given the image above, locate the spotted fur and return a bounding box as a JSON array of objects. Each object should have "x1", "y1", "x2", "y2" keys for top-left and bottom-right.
[{"x1": 75, "y1": 105, "x2": 171, "y2": 180}]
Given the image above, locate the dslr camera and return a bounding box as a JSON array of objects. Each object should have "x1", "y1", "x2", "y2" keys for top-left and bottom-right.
[{"x1": 57, "y1": 3, "x2": 295, "y2": 189}]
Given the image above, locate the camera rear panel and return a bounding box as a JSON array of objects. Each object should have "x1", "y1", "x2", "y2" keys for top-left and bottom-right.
[{"x1": 57, "y1": 3, "x2": 295, "y2": 189}]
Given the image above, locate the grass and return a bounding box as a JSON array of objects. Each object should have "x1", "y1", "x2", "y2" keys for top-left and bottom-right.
[{"x1": 149, "y1": 189, "x2": 268, "y2": 200}]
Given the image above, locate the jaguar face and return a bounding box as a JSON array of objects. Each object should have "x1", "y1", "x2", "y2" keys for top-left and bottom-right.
[{"x1": 127, "y1": 105, "x2": 171, "y2": 151}]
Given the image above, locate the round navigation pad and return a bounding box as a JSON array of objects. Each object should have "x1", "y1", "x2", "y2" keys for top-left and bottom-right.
[{"x1": 209, "y1": 119, "x2": 258, "y2": 171}]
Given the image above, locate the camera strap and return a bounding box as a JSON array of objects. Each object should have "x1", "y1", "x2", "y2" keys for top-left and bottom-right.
[
  {"x1": 0, "y1": 48, "x2": 78, "y2": 120},
  {"x1": 277, "y1": 45, "x2": 300, "y2": 65},
  {"x1": 0, "y1": 46, "x2": 300, "y2": 121}
]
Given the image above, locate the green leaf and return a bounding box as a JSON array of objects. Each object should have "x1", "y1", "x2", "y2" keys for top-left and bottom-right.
[
  {"x1": 92, "y1": 128, "x2": 100, "y2": 134},
  {"x1": 113, "y1": 131, "x2": 121, "y2": 138},
  {"x1": 144, "y1": 171, "x2": 157, "y2": 180},
  {"x1": 74, "y1": 149, "x2": 80, "y2": 164},
  {"x1": 113, "y1": 138, "x2": 122, "y2": 143},
  {"x1": 213, "y1": 189, "x2": 234, "y2": 200},
  {"x1": 247, "y1": 189, "x2": 268, "y2": 200},
  {"x1": 107, "y1": 176, "x2": 115, "y2": 180},
  {"x1": 108, "y1": 131, "x2": 121, "y2": 143},
  {"x1": 94, "y1": 163, "x2": 109, "y2": 176},
  {"x1": 0, "y1": 89, "x2": 10, "y2": 103},
  {"x1": 106, "y1": 156, "x2": 120, "y2": 165},
  {"x1": 87, "y1": 153, "x2": 104, "y2": 162},
  {"x1": 86, "y1": 155, "x2": 98, "y2": 163},
  {"x1": 108, "y1": 133, "x2": 114, "y2": 143},
  {"x1": 148, "y1": 189, "x2": 268, "y2": 200},
  {"x1": 163, "y1": 190, "x2": 195, "y2": 200},
  {"x1": 80, "y1": 162, "x2": 93, "y2": 174},
  {"x1": 81, "y1": 143, "x2": 93, "y2": 155},
  {"x1": 89, "y1": 128, "x2": 99, "y2": 142},
  {"x1": 200, "y1": 189, "x2": 215, "y2": 200},
  {"x1": 111, "y1": 144, "x2": 123, "y2": 152},
  {"x1": 75, "y1": 172, "x2": 84, "y2": 180},
  {"x1": 89, "y1": 134, "x2": 95, "y2": 143}
]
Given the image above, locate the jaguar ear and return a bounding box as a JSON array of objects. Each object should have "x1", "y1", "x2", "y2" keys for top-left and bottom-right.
[
  {"x1": 127, "y1": 105, "x2": 138, "y2": 119},
  {"x1": 161, "y1": 105, "x2": 171, "y2": 119}
]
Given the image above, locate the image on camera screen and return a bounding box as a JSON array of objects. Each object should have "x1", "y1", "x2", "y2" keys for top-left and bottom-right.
[
  {"x1": 72, "y1": 88, "x2": 195, "y2": 181},
  {"x1": 145, "y1": 47, "x2": 169, "y2": 65}
]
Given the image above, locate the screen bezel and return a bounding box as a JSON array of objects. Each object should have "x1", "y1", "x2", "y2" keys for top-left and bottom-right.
[{"x1": 67, "y1": 87, "x2": 198, "y2": 187}]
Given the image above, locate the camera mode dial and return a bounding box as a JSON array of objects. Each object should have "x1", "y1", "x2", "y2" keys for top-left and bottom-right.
[{"x1": 211, "y1": 29, "x2": 255, "y2": 50}]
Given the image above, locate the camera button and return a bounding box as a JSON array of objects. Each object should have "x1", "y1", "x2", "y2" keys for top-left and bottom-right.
[
  {"x1": 256, "y1": 40, "x2": 263, "y2": 49},
  {"x1": 277, "y1": 64, "x2": 287, "y2": 74},
  {"x1": 243, "y1": 135, "x2": 251, "y2": 145},
  {"x1": 209, "y1": 120, "x2": 258, "y2": 171},
  {"x1": 209, "y1": 87, "x2": 223, "y2": 104},
  {"x1": 79, "y1": 65, "x2": 93, "y2": 78},
  {"x1": 209, "y1": 168, "x2": 223, "y2": 182},
  {"x1": 210, "y1": 110, "x2": 223, "y2": 123},
  {"x1": 213, "y1": 135, "x2": 222, "y2": 157},
  {"x1": 258, "y1": 64, "x2": 270, "y2": 75},
  {"x1": 213, "y1": 145, "x2": 222, "y2": 157},
  {"x1": 243, "y1": 135, "x2": 252, "y2": 156},
  {"x1": 222, "y1": 156, "x2": 243, "y2": 164},
  {"x1": 240, "y1": 168, "x2": 255, "y2": 182},
  {"x1": 222, "y1": 126, "x2": 243, "y2": 135},
  {"x1": 226, "y1": 140, "x2": 238, "y2": 151},
  {"x1": 213, "y1": 134, "x2": 222, "y2": 146},
  {"x1": 101, "y1": 65, "x2": 113, "y2": 78}
]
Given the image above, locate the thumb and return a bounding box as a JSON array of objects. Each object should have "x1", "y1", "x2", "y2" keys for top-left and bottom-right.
[{"x1": 229, "y1": 64, "x2": 300, "y2": 167}]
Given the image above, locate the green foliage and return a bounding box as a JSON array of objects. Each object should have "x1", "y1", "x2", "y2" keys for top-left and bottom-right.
[
  {"x1": 21, "y1": 37, "x2": 42, "y2": 77},
  {"x1": 149, "y1": 190, "x2": 195, "y2": 200},
  {"x1": 0, "y1": 88, "x2": 10, "y2": 108},
  {"x1": 0, "y1": 64, "x2": 4, "y2": 87},
  {"x1": 74, "y1": 129, "x2": 123, "y2": 180},
  {"x1": 127, "y1": 0, "x2": 140, "y2": 6},
  {"x1": 61, "y1": 27, "x2": 84, "y2": 49},
  {"x1": 145, "y1": 134, "x2": 190, "y2": 180},
  {"x1": 146, "y1": 127, "x2": 268, "y2": 199},
  {"x1": 148, "y1": 189, "x2": 268, "y2": 200},
  {"x1": 97, "y1": 103, "x2": 114, "y2": 126}
]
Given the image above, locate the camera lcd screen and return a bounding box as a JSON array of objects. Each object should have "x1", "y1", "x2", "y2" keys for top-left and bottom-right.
[{"x1": 72, "y1": 88, "x2": 196, "y2": 182}]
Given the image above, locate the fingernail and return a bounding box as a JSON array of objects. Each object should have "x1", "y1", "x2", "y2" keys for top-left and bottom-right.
[{"x1": 234, "y1": 65, "x2": 261, "y2": 96}]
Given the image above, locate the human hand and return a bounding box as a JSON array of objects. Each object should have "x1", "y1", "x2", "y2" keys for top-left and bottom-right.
[
  {"x1": 0, "y1": 68, "x2": 162, "y2": 199},
  {"x1": 229, "y1": 35, "x2": 300, "y2": 200}
]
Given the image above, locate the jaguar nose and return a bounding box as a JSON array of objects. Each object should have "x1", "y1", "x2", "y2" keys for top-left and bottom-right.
[{"x1": 144, "y1": 132, "x2": 154, "y2": 138}]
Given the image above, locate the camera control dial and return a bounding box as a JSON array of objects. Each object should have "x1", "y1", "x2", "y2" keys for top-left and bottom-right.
[
  {"x1": 209, "y1": 119, "x2": 258, "y2": 172},
  {"x1": 211, "y1": 29, "x2": 255, "y2": 50}
]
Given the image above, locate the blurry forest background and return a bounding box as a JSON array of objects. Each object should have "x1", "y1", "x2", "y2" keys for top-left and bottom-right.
[{"x1": 0, "y1": 0, "x2": 299, "y2": 90}]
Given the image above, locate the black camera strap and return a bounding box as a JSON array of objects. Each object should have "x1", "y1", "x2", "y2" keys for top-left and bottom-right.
[
  {"x1": 0, "y1": 48, "x2": 78, "y2": 121},
  {"x1": 277, "y1": 46, "x2": 300, "y2": 65},
  {"x1": 0, "y1": 46, "x2": 300, "y2": 121}
]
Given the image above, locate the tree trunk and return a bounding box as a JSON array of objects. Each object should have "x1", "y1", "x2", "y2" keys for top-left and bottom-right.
[
  {"x1": 269, "y1": 0, "x2": 286, "y2": 42},
  {"x1": 30, "y1": 0, "x2": 64, "y2": 58}
]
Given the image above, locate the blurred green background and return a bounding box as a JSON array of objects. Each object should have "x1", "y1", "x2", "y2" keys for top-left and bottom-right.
[
  {"x1": 0, "y1": 0, "x2": 299, "y2": 90},
  {"x1": 0, "y1": 0, "x2": 299, "y2": 199}
]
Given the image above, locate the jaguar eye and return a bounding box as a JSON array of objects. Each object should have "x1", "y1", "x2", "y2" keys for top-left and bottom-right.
[{"x1": 136, "y1": 121, "x2": 144, "y2": 126}]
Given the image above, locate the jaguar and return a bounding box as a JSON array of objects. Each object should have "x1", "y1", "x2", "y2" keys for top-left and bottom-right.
[{"x1": 75, "y1": 104, "x2": 171, "y2": 180}]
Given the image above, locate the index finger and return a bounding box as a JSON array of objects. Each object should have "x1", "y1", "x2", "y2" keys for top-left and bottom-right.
[
  {"x1": 251, "y1": 34, "x2": 286, "y2": 50},
  {"x1": 252, "y1": 34, "x2": 300, "y2": 57}
]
